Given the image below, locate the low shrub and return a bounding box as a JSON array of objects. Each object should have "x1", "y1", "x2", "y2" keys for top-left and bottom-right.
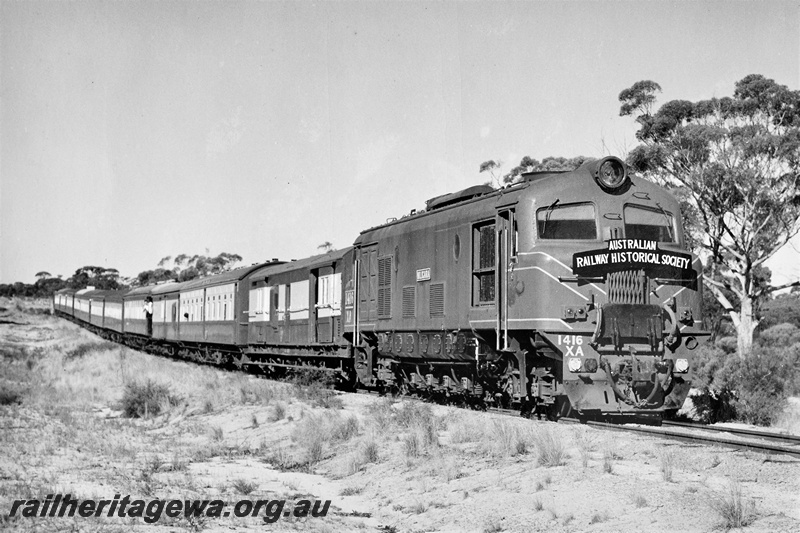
[
  {"x1": 691, "y1": 341, "x2": 799, "y2": 426},
  {"x1": 361, "y1": 439, "x2": 380, "y2": 464},
  {"x1": 0, "y1": 386, "x2": 22, "y2": 406},
  {"x1": 121, "y1": 380, "x2": 181, "y2": 418},
  {"x1": 708, "y1": 482, "x2": 756, "y2": 529},
  {"x1": 232, "y1": 479, "x2": 258, "y2": 495}
]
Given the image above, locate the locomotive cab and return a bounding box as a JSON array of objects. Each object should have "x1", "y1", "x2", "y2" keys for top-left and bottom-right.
[{"x1": 511, "y1": 157, "x2": 706, "y2": 418}]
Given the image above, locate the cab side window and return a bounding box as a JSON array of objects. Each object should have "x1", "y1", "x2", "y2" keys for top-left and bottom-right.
[{"x1": 472, "y1": 221, "x2": 495, "y2": 305}]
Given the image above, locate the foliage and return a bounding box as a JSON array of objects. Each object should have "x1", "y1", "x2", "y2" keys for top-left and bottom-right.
[
  {"x1": 619, "y1": 74, "x2": 800, "y2": 357},
  {"x1": 68, "y1": 266, "x2": 123, "y2": 290},
  {"x1": 479, "y1": 159, "x2": 503, "y2": 188},
  {"x1": 121, "y1": 380, "x2": 181, "y2": 418},
  {"x1": 0, "y1": 264, "x2": 125, "y2": 298},
  {"x1": 759, "y1": 292, "x2": 800, "y2": 330},
  {"x1": 0, "y1": 386, "x2": 22, "y2": 406},
  {"x1": 287, "y1": 368, "x2": 342, "y2": 409},
  {"x1": 133, "y1": 252, "x2": 243, "y2": 286},
  {"x1": 691, "y1": 336, "x2": 800, "y2": 425},
  {"x1": 502, "y1": 155, "x2": 589, "y2": 184},
  {"x1": 134, "y1": 268, "x2": 177, "y2": 287},
  {"x1": 0, "y1": 276, "x2": 67, "y2": 298}
]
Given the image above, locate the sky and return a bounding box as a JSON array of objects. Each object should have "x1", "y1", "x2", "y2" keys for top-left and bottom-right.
[{"x1": 1, "y1": 0, "x2": 799, "y2": 286}]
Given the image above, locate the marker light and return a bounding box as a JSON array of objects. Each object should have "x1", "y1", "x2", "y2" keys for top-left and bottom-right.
[
  {"x1": 568, "y1": 358, "x2": 582, "y2": 373},
  {"x1": 594, "y1": 157, "x2": 628, "y2": 190},
  {"x1": 674, "y1": 358, "x2": 690, "y2": 373}
]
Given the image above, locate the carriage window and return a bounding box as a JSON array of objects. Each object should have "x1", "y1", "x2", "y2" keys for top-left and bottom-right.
[
  {"x1": 624, "y1": 204, "x2": 675, "y2": 242},
  {"x1": 536, "y1": 203, "x2": 597, "y2": 240}
]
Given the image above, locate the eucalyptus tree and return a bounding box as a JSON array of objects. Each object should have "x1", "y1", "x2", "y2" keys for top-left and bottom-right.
[{"x1": 619, "y1": 75, "x2": 800, "y2": 357}]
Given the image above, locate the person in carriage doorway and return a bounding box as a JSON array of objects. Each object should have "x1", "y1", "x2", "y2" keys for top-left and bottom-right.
[{"x1": 144, "y1": 296, "x2": 153, "y2": 336}]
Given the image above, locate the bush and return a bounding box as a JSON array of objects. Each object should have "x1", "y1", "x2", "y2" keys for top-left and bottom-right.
[
  {"x1": 121, "y1": 380, "x2": 181, "y2": 418},
  {"x1": 0, "y1": 386, "x2": 22, "y2": 406},
  {"x1": 758, "y1": 323, "x2": 800, "y2": 347},
  {"x1": 691, "y1": 342, "x2": 799, "y2": 425}
]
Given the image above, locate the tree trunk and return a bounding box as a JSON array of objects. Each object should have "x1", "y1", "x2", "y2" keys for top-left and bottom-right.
[{"x1": 735, "y1": 295, "x2": 758, "y2": 359}]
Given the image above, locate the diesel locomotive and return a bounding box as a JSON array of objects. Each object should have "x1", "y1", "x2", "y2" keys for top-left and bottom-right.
[{"x1": 54, "y1": 156, "x2": 708, "y2": 419}]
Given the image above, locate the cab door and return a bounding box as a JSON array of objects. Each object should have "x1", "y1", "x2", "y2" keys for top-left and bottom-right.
[
  {"x1": 496, "y1": 209, "x2": 515, "y2": 351},
  {"x1": 358, "y1": 245, "x2": 379, "y2": 323}
]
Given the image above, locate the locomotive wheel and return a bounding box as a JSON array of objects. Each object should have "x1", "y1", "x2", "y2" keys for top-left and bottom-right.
[
  {"x1": 546, "y1": 397, "x2": 573, "y2": 421},
  {"x1": 520, "y1": 397, "x2": 536, "y2": 419}
]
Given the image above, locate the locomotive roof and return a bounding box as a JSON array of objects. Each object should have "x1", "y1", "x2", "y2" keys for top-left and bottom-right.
[
  {"x1": 247, "y1": 247, "x2": 352, "y2": 280},
  {"x1": 355, "y1": 181, "x2": 528, "y2": 241},
  {"x1": 355, "y1": 157, "x2": 675, "y2": 244}
]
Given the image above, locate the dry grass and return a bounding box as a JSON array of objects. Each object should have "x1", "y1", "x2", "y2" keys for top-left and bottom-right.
[
  {"x1": 533, "y1": 427, "x2": 567, "y2": 466},
  {"x1": 573, "y1": 427, "x2": 595, "y2": 468},
  {"x1": 659, "y1": 448, "x2": 676, "y2": 482},
  {"x1": 361, "y1": 439, "x2": 380, "y2": 464},
  {"x1": 603, "y1": 449, "x2": 614, "y2": 474},
  {"x1": 633, "y1": 495, "x2": 648, "y2": 508},
  {"x1": 231, "y1": 478, "x2": 258, "y2": 495},
  {"x1": 269, "y1": 401, "x2": 287, "y2": 422},
  {"x1": 708, "y1": 481, "x2": 757, "y2": 529}
]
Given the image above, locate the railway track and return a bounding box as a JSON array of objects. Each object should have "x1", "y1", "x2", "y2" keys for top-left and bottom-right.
[
  {"x1": 486, "y1": 406, "x2": 800, "y2": 457},
  {"x1": 562, "y1": 417, "x2": 800, "y2": 458}
]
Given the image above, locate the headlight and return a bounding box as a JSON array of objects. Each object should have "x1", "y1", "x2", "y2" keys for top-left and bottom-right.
[
  {"x1": 594, "y1": 156, "x2": 628, "y2": 190},
  {"x1": 567, "y1": 358, "x2": 582, "y2": 373},
  {"x1": 674, "y1": 358, "x2": 689, "y2": 373}
]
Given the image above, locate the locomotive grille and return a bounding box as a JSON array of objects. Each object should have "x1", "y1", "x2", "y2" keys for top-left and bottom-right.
[
  {"x1": 430, "y1": 283, "x2": 445, "y2": 317},
  {"x1": 402, "y1": 286, "x2": 416, "y2": 318},
  {"x1": 377, "y1": 256, "x2": 392, "y2": 318},
  {"x1": 606, "y1": 269, "x2": 649, "y2": 304}
]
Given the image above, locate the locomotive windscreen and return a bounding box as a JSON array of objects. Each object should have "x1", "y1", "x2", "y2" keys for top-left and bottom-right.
[
  {"x1": 536, "y1": 202, "x2": 597, "y2": 240},
  {"x1": 623, "y1": 204, "x2": 675, "y2": 242}
]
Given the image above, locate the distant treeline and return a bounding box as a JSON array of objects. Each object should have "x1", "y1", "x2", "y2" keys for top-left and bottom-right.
[{"x1": 0, "y1": 252, "x2": 243, "y2": 299}]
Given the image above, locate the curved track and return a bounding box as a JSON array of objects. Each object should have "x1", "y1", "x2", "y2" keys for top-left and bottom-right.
[
  {"x1": 565, "y1": 418, "x2": 800, "y2": 458},
  {"x1": 63, "y1": 313, "x2": 800, "y2": 458}
]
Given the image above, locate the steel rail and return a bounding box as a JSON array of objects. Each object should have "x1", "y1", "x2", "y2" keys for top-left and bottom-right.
[
  {"x1": 571, "y1": 419, "x2": 800, "y2": 458},
  {"x1": 662, "y1": 419, "x2": 800, "y2": 445}
]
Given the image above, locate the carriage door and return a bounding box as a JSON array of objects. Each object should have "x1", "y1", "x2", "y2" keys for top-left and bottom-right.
[
  {"x1": 170, "y1": 300, "x2": 178, "y2": 338},
  {"x1": 314, "y1": 266, "x2": 334, "y2": 343}
]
